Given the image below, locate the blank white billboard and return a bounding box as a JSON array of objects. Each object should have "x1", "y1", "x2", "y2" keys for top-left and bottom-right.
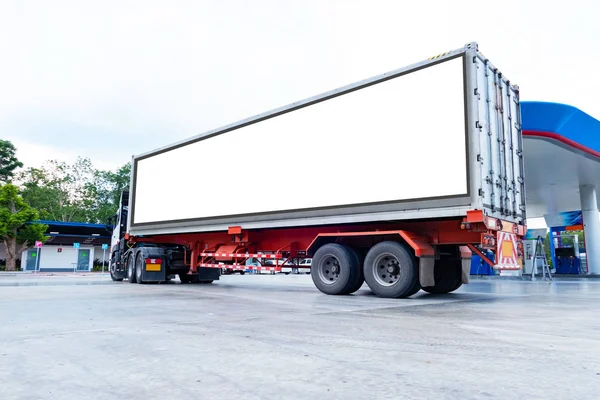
[{"x1": 133, "y1": 56, "x2": 467, "y2": 225}]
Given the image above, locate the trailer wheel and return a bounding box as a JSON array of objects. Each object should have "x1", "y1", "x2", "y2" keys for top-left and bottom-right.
[
  {"x1": 127, "y1": 253, "x2": 136, "y2": 283},
  {"x1": 363, "y1": 241, "x2": 418, "y2": 298},
  {"x1": 406, "y1": 280, "x2": 421, "y2": 297},
  {"x1": 311, "y1": 243, "x2": 360, "y2": 295},
  {"x1": 199, "y1": 280, "x2": 214, "y2": 284},
  {"x1": 179, "y1": 274, "x2": 192, "y2": 283},
  {"x1": 135, "y1": 253, "x2": 145, "y2": 284},
  {"x1": 422, "y1": 258, "x2": 462, "y2": 294},
  {"x1": 343, "y1": 247, "x2": 365, "y2": 294}
]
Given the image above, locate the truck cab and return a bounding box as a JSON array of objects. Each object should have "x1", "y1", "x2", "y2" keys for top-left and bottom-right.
[{"x1": 107, "y1": 190, "x2": 220, "y2": 284}]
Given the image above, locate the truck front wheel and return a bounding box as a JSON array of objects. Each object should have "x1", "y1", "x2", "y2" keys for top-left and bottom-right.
[
  {"x1": 110, "y1": 266, "x2": 124, "y2": 282},
  {"x1": 311, "y1": 243, "x2": 361, "y2": 295},
  {"x1": 363, "y1": 241, "x2": 418, "y2": 298},
  {"x1": 109, "y1": 254, "x2": 124, "y2": 282}
]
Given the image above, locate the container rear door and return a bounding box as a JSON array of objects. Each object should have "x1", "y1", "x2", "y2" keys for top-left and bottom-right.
[{"x1": 470, "y1": 53, "x2": 526, "y2": 225}]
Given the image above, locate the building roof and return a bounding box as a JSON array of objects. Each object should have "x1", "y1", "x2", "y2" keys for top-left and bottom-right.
[
  {"x1": 35, "y1": 220, "x2": 111, "y2": 246},
  {"x1": 37, "y1": 220, "x2": 109, "y2": 229}
]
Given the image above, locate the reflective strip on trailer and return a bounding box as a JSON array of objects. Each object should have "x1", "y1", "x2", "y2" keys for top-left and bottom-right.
[
  {"x1": 494, "y1": 232, "x2": 520, "y2": 270},
  {"x1": 198, "y1": 263, "x2": 282, "y2": 272},
  {"x1": 252, "y1": 266, "x2": 282, "y2": 272},
  {"x1": 200, "y1": 253, "x2": 282, "y2": 259}
]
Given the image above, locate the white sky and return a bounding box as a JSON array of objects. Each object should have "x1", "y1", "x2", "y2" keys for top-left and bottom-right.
[{"x1": 1, "y1": 0, "x2": 598, "y2": 173}]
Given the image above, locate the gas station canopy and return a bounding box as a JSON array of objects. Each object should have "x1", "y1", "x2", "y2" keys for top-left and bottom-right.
[{"x1": 521, "y1": 102, "x2": 600, "y2": 218}]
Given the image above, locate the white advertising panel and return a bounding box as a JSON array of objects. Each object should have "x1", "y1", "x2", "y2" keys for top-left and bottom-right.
[{"x1": 133, "y1": 56, "x2": 467, "y2": 225}]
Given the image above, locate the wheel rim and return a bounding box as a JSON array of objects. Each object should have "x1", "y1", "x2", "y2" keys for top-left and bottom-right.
[
  {"x1": 316, "y1": 255, "x2": 342, "y2": 285},
  {"x1": 372, "y1": 252, "x2": 403, "y2": 287}
]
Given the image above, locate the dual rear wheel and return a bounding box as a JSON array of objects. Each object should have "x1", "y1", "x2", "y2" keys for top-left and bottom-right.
[
  {"x1": 311, "y1": 241, "x2": 462, "y2": 298},
  {"x1": 125, "y1": 253, "x2": 145, "y2": 284}
]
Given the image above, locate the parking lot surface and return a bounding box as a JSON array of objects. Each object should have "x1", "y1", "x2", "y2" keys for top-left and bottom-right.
[{"x1": 0, "y1": 274, "x2": 599, "y2": 400}]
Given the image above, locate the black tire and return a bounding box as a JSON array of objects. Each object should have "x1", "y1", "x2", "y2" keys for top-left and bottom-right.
[
  {"x1": 406, "y1": 279, "x2": 422, "y2": 297},
  {"x1": 284, "y1": 272, "x2": 290, "y2": 275},
  {"x1": 109, "y1": 255, "x2": 124, "y2": 281},
  {"x1": 240, "y1": 271, "x2": 246, "y2": 275},
  {"x1": 127, "y1": 253, "x2": 136, "y2": 283},
  {"x1": 343, "y1": 247, "x2": 365, "y2": 294},
  {"x1": 363, "y1": 241, "x2": 418, "y2": 298},
  {"x1": 422, "y1": 257, "x2": 462, "y2": 294},
  {"x1": 110, "y1": 270, "x2": 123, "y2": 281},
  {"x1": 311, "y1": 243, "x2": 360, "y2": 295},
  {"x1": 199, "y1": 280, "x2": 214, "y2": 284},
  {"x1": 135, "y1": 253, "x2": 144, "y2": 284},
  {"x1": 179, "y1": 273, "x2": 193, "y2": 283}
]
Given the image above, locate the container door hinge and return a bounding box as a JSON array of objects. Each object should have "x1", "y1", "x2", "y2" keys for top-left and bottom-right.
[{"x1": 478, "y1": 189, "x2": 485, "y2": 197}]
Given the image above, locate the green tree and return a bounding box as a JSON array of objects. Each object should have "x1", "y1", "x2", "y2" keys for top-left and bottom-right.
[
  {"x1": 18, "y1": 159, "x2": 131, "y2": 224},
  {"x1": 89, "y1": 162, "x2": 131, "y2": 224},
  {"x1": 18, "y1": 158, "x2": 96, "y2": 222},
  {"x1": 544, "y1": 230, "x2": 585, "y2": 267},
  {"x1": 0, "y1": 140, "x2": 23, "y2": 183},
  {"x1": 0, "y1": 184, "x2": 47, "y2": 271}
]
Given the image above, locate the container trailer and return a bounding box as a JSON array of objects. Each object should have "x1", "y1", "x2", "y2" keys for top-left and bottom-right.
[{"x1": 108, "y1": 42, "x2": 526, "y2": 298}]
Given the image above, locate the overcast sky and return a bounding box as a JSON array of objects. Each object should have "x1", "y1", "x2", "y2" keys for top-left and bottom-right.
[{"x1": 1, "y1": 0, "x2": 598, "y2": 171}]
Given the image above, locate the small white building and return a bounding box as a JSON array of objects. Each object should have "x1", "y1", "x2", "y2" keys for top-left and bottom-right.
[{"x1": 12, "y1": 220, "x2": 111, "y2": 272}]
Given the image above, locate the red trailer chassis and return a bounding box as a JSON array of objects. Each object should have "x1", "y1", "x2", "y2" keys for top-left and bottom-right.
[{"x1": 129, "y1": 210, "x2": 525, "y2": 293}]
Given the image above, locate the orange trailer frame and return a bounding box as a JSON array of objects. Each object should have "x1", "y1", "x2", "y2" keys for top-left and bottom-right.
[{"x1": 130, "y1": 209, "x2": 525, "y2": 275}]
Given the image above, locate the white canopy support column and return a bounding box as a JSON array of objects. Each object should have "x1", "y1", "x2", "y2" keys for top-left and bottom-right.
[{"x1": 580, "y1": 185, "x2": 600, "y2": 274}]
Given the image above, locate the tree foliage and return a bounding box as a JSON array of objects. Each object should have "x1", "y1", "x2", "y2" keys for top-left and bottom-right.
[
  {"x1": 18, "y1": 158, "x2": 130, "y2": 224},
  {"x1": 0, "y1": 144, "x2": 130, "y2": 265},
  {"x1": 0, "y1": 140, "x2": 24, "y2": 183},
  {"x1": 90, "y1": 162, "x2": 131, "y2": 224},
  {"x1": 0, "y1": 184, "x2": 47, "y2": 271},
  {"x1": 544, "y1": 230, "x2": 586, "y2": 267}
]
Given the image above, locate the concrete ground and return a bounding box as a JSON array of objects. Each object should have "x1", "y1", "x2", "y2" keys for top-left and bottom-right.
[{"x1": 0, "y1": 274, "x2": 598, "y2": 400}]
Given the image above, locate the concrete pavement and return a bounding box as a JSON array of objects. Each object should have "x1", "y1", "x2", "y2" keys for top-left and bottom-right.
[{"x1": 0, "y1": 274, "x2": 599, "y2": 399}]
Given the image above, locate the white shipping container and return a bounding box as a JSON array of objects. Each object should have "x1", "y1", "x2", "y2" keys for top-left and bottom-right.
[{"x1": 129, "y1": 42, "x2": 525, "y2": 236}]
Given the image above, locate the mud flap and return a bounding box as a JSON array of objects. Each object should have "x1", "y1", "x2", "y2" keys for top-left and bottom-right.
[
  {"x1": 419, "y1": 257, "x2": 435, "y2": 287},
  {"x1": 197, "y1": 267, "x2": 221, "y2": 281},
  {"x1": 459, "y1": 245, "x2": 472, "y2": 284}
]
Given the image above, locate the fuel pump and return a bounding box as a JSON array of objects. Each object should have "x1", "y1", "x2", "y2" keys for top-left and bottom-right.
[{"x1": 552, "y1": 232, "x2": 581, "y2": 274}]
